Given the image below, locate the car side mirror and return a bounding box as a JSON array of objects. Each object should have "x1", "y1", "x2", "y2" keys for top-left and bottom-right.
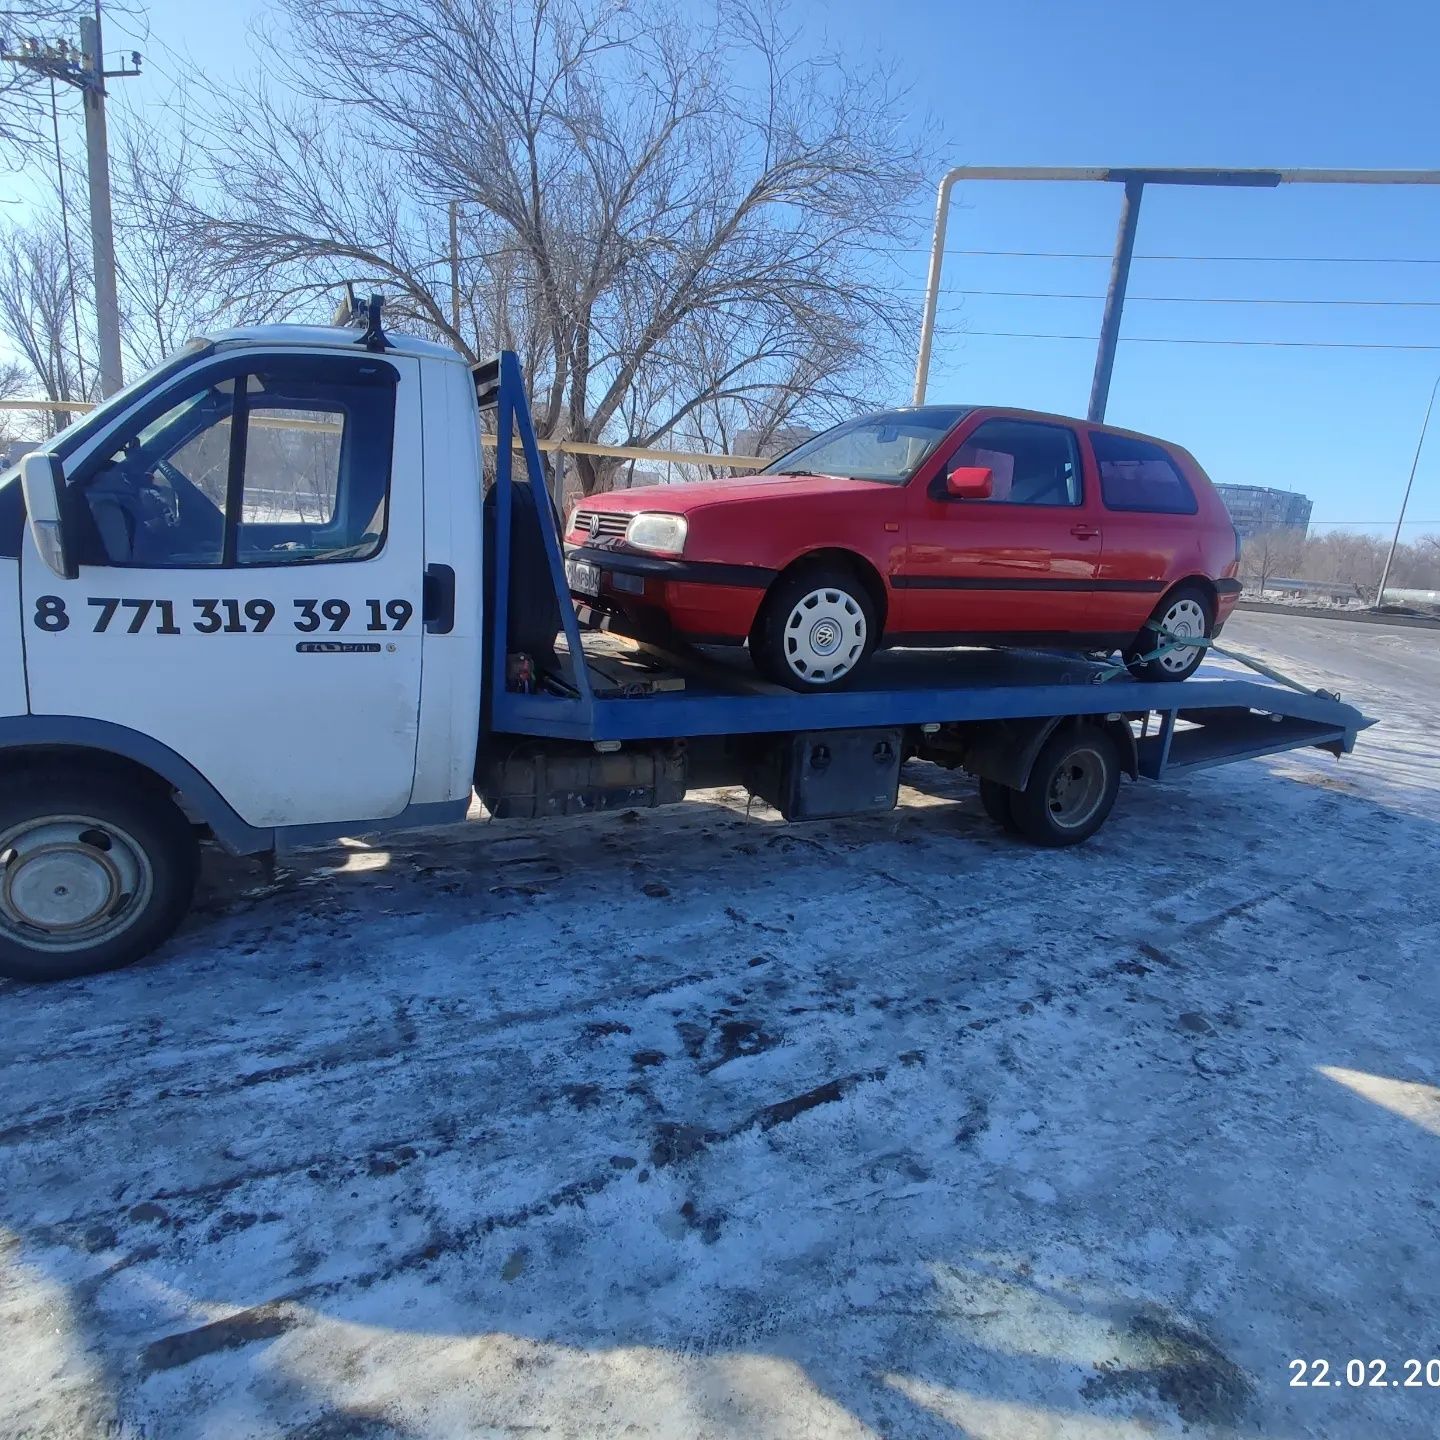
[
  {"x1": 946, "y1": 465, "x2": 993, "y2": 500},
  {"x1": 20, "y1": 452, "x2": 77, "y2": 579}
]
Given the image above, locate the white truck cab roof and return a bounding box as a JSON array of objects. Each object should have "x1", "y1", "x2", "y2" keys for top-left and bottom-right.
[{"x1": 204, "y1": 323, "x2": 468, "y2": 366}]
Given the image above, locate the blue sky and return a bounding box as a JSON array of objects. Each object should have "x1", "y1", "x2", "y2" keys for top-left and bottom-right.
[{"x1": 15, "y1": 0, "x2": 1440, "y2": 535}]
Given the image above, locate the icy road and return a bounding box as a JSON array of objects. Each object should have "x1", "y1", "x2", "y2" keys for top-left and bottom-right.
[{"x1": 2, "y1": 612, "x2": 1438, "y2": 1440}]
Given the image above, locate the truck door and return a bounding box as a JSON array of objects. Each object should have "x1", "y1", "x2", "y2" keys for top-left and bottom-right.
[
  {"x1": 900, "y1": 415, "x2": 1101, "y2": 641},
  {"x1": 22, "y1": 348, "x2": 426, "y2": 829}
]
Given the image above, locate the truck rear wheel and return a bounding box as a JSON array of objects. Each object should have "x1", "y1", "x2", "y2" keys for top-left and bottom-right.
[
  {"x1": 1008, "y1": 726, "x2": 1121, "y2": 847},
  {"x1": 977, "y1": 777, "x2": 1021, "y2": 833},
  {"x1": 0, "y1": 772, "x2": 199, "y2": 983}
]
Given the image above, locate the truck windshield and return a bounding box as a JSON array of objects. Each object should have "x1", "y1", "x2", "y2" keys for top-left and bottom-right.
[
  {"x1": 0, "y1": 341, "x2": 215, "y2": 517},
  {"x1": 762, "y1": 407, "x2": 971, "y2": 483},
  {"x1": 46, "y1": 340, "x2": 215, "y2": 464}
]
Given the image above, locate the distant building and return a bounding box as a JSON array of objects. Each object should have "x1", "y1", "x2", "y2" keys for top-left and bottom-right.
[
  {"x1": 1214, "y1": 483, "x2": 1312, "y2": 539},
  {"x1": 735, "y1": 425, "x2": 816, "y2": 460}
]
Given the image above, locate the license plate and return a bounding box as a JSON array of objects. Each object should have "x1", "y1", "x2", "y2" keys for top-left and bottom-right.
[{"x1": 566, "y1": 557, "x2": 600, "y2": 597}]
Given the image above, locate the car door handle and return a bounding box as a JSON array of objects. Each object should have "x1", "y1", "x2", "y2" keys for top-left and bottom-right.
[{"x1": 1070, "y1": 524, "x2": 1101, "y2": 539}]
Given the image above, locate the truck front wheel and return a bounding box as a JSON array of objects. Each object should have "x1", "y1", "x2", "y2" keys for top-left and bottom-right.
[{"x1": 0, "y1": 772, "x2": 199, "y2": 983}]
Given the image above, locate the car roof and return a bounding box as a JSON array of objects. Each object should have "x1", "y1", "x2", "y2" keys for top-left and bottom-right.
[{"x1": 953, "y1": 404, "x2": 1187, "y2": 451}]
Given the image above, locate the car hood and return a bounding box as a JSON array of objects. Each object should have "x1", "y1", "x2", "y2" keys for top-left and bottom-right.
[{"x1": 573, "y1": 473, "x2": 896, "y2": 515}]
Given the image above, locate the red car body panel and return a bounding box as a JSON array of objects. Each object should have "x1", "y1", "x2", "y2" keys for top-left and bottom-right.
[{"x1": 564, "y1": 407, "x2": 1241, "y2": 651}]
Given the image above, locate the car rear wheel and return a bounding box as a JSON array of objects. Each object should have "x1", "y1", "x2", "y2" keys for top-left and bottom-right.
[
  {"x1": 751, "y1": 565, "x2": 878, "y2": 690},
  {"x1": 1124, "y1": 585, "x2": 1214, "y2": 682}
]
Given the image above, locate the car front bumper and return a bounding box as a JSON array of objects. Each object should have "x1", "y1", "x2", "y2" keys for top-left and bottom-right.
[{"x1": 563, "y1": 543, "x2": 775, "y2": 646}]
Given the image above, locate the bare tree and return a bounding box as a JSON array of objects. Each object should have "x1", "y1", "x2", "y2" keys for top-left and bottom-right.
[
  {"x1": 0, "y1": 355, "x2": 33, "y2": 449},
  {"x1": 0, "y1": 216, "x2": 89, "y2": 432},
  {"x1": 111, "y1": 118, "x2": 232, "y2": 367},
  {"x1": 182, "y1": 0, "x2": 928, "y2": 494},
  {"x1": 1239, "y1": 527, "x2": 1304, "y2": 595},
  {"x1": 1294, "y1": 529, "x2": 1386, "y2": 597}
]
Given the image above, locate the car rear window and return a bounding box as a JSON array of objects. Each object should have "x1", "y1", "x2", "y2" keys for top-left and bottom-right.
[{"x1": 1091, "y1": 431, "x2": 1197, "y2": 515}]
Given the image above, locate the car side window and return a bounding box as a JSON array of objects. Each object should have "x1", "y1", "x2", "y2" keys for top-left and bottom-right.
[
  {"x1": 1091, "y1": 431, "x2": 1197, "y2": 515},
  {"x1": 72, "y1": 356, "x2": 396, "y2": 568},
  {"x1": 941, "y1": 418, "x2": 1082, "y2": 506}
]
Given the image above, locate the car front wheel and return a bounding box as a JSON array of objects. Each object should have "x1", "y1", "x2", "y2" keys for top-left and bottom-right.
[
  {"x1": 1124, "y1": 585, "x2": 1214, "y2": 682},
  {"x1": 751, "y1": 565, "x2": 878, "y2": 690}
]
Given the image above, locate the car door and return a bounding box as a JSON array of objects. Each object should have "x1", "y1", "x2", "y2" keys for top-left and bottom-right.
[
  {"x1": 1083, "y1": 428, "x2": 1203, "y2": 639},
  {"x1": 22, "y1": 347, "x2": 426, "y2": 829},
  {"x1": 898, "y1": 415, "x2": 1102, "y2": 643}
]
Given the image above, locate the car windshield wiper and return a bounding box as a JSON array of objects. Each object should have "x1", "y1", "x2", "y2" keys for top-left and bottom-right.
[{"x1": 768, "y1": 468, "x2": 822, "y2": 477}]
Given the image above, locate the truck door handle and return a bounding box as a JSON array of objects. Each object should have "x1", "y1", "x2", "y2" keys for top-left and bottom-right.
[
  {"x1": 1070, "y1": 524, "x2": 1100, "y2": 539},
  {"x1": 423, "y1": 563, "x2": 455, "y2": 634}
]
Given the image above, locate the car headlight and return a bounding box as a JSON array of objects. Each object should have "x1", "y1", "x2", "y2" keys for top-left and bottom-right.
[{"x1": 625, "y1": 512, "x2": 688, "y2": 557}]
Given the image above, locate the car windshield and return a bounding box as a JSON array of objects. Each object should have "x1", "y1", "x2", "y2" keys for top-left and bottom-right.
[{"x1": 762, "y1": 407, "x2": 971, "y2": 484}]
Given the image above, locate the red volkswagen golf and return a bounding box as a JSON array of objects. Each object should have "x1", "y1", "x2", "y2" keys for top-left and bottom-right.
[{"x1": 564, "y1": 405, "x2": 1242, "y2": 690}]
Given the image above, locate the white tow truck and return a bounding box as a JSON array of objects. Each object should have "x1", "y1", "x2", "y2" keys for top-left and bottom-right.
[{"x1": 0, "y1": 301, "x2": 1369, "y2": 981}]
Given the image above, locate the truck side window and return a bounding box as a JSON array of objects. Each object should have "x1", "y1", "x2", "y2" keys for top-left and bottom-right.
[
  {"x1": 234, "y1": 370, "x2": 393, "y2": 565},
  {"x1": 72, "y1": 356, "x2": 396, "y2": 568}
]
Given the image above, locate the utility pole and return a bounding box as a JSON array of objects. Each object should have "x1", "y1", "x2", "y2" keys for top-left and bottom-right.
[
  {"x1": 1376, "y1": 372, "x2": 1440, "y2": 608},
  {"x1": 3, "y1": 11, "x2": 141, "y2": 397},
  {"x1": 1087, "y1": 178, "x2": 1143, "y2": 424}
]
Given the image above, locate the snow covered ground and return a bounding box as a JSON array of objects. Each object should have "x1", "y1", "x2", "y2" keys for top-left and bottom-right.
[{"x1": 2, "y1": 612, "x2": 1438, "y2": 1440}]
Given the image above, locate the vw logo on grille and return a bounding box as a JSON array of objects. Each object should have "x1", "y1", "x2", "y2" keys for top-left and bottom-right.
[{"x1": 588, "y1": 513, "x2": 601, "y2": 537}]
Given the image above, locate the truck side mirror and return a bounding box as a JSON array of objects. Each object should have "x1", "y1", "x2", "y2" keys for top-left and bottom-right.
[
  {"x1": 20, "y1": 452, "x2": 77, "y2": 579},
  {"x1": 946, "y1": 465, "x2": 993, "y2": 500}
]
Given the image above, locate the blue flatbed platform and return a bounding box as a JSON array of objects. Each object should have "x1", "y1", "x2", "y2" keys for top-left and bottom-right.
[{"x1": 495, "y1": 642, "x2": 1370, "y2": 781}]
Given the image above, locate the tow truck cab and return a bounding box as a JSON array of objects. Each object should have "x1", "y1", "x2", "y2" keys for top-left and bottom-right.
[{"x1": 2, "y1": 322, "x2": 488, "y2": 834}]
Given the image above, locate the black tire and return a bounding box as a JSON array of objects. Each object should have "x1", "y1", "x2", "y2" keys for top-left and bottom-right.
[
  {"x1": 1124, "y1": 583, "x2": 1214, "y2": 682},
  {"x1": 751, "y1": 563, "x2": 879, "y2": 691},
  {"x1": 0, "y1": 771, "x2": 199, "y2": 983},
  {"x1": 977, "y1": 777, "x2": 1021, "y2": 834},
  {"x1": 1008, "y1": 726, "x2": 1121, "y2": 847}
]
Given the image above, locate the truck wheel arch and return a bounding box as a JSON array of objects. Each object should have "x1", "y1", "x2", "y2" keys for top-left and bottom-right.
[
  {"x1": 0, "y1": 717, "x2": 273, "y2": 855},
  {"x1": 956, "y1": 714, "x2": 1140, "y2": 792}
]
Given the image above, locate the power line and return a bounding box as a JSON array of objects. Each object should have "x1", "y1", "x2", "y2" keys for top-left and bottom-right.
[
  {"x1": 937, "y1": 287, "x2": 1440, "y2": 309},
  {"x1": 894, "y1": 247, "x2": 1440, "y2": 265},
  {"x1": 963, "y1": 330, "x2": 1440, "y2": 351}
]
